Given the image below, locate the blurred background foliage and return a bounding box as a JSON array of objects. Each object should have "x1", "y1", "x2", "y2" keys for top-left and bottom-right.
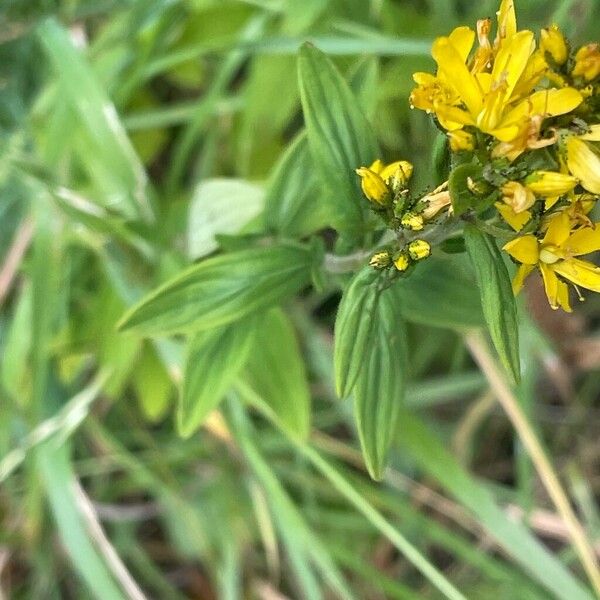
[{"x1": 2, "y1": 0, "x2": 600, "y2": 598}]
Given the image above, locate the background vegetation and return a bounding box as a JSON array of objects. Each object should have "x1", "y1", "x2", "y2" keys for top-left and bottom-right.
[{"x1": 1, "y1": 0, "x2": 600, "y2": 598}]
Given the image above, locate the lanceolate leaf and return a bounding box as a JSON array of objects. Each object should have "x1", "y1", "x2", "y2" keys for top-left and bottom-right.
[
  {"x1": 298, "y1": 43, "x2": 378, "y2": 234},
  {"x1": 464, "y1": 225, "x2": 520, "y2": 383},
  {"x1": 354, "y1": 285, "x2": 408, "y2": 480},
  {"x1": 179, "y1": 315, "x2": 258, "y2": 438},
  {"x1": 334, "y1": 267, "x2": 381, "y2": 398},
  {"x1": 119, "y1": 243, "x2": 317, "y2": 336},
  {"x1": 263, "y1": 132, "x2": 329, "y2": 238},
  {"x1": 244, "y1": 308, "x2": 311, "y2": 439}
]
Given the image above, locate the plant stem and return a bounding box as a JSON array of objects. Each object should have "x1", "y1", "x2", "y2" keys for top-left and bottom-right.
[{"x1": 465, "y1": 330, "x2": 600, "y2": 597}]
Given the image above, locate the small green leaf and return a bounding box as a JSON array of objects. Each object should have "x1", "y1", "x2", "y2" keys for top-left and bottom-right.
[
  {"x1": 464, "y1": 225, "x2": 520, "y2": 383},
  {"x1": 244, "y1": 308, "x2": 311, "y2": 439},
  {"x1": 298, "y1": 43, "x2": 378, "y2": 234},
  {"x1": 395, "y1": 256, "x2": 484, "y2": 329},
  {"x1": 334, "y1": 267, "x2": 381, "y2": 398},
  {"x1": 119, "y1": 243, "x2": 316, "y2": 336},
  {"x1": 354, "y1": 285, "x2": 408, "y2": 480},
  {"x1": 179, "y1": 315, "x2": 258, "y2": 437},
  {"x1": 263, "y1": 132, "x2": 329, "y2": 238}
]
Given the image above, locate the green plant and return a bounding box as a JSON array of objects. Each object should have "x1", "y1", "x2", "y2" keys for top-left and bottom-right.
[{"x1": 2, "y1": 1, "x2": 600, "y2": 598}]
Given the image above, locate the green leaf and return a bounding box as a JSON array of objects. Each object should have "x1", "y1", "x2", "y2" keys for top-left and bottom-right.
[
  {"x1": 243, "y1": 308, "x2": 311, "y2": 439},
  {"x1": 37, "y1": 19, "x2": 151, "y2": 221},
  {"x1": 354, "y1": 285, "x2": 408, "y2": 480},
  {"x1": 263, "y1": 133, "x2": 329, "y2": 238},
  {"x1": 187, "y1": 178, "x2": 264, "y2": 260},
  {"x1": 119, "y1": 243, "x2": 316, "y2": 336},
  {"x1": 334, "y1": 267, "x2": 381, "y2": 398},
  {"x1": 395, "y1": 256, "x2": 484, "y2": 329},
  {"x1": 464, "y1": 225, "x2": 520, "y2": 383},
  {"x1": 179, "y1": 315, "x2": 258, "y2": 437},
  {"x1": 298, "y1": 43, "x2": 378, "y2": 233}
]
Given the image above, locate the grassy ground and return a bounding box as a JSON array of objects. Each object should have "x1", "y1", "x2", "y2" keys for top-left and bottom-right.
[{"x1": 1, "y1": 0, "x2": 600, "y2": 598}]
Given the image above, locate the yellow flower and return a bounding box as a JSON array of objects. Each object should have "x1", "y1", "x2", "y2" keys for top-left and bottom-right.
[
  {"x1": 565, "y1": 125, "x2": 600, "y2": 194},
  {"x1": 355, "y1": 159, "x2": 414, "y2": 205},
  {"x1": 495, "y1": 172, "x2": 577, "y2": 231},
  {"x1": 572, "y1": 43, "x2": 600, "y2": 81},
  {"x1": 410, "y1": 0, "x2": 583, "y2": 156},
  {"x1": 540, "y1": 25, "x2": 568, "y2": 65},
  {"x1": 495, "y1": 181, "x2": 535, "y2": 231},
  {"x1": 503, "y1": 211, "x2": 600, "y2": 311}
]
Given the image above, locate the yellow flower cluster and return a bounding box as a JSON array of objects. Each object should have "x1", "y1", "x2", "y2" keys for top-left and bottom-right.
[{"x1": 402, "y1": 0, "x2": 600, "y2": 312}]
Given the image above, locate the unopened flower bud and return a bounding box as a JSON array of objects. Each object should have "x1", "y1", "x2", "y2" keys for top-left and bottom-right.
[
  {"x1": 369, "y1": 251, "x2": 392, "y2": 269},
  {"x1": 386, "y1": 161, "x2": 414, "y2": 192},
  {"x1": 572, "y1": 43, "x2": 600, "y2": 81},
  {"x1": 540, "y1": 25, "x2": 568, "y2": 66},
  {"x1": 400, "y1": 211, "x2": 424, "y2": 231},
  {"x1": 448, "y1": 130, "x2": 475, "y2": 152},
  {"x1": 407, "y1": 239, "x2": 431, "y2": 261},
  {"x1": 355, "y1": 167, "x2": 389, "y2": 205},
  {"x1": 525, "y1": 171, "x2": 578, "y2": 196},
  {"x1": 393, "y1": 252, "x2": 410, "y2": 272}
]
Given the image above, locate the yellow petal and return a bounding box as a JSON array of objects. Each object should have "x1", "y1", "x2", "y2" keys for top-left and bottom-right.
[
  {"x1": 502, "y1": 88, "x2": 583, "y2": 125},
  {"x1": 380, "y1": 160, "x2": 413, "y2": 184},
  {"x1": 448, "y1": 26, "x2": 475, "y2": 62},
  {"x1": 542, "y1": 211, "x2": 571, "y2": 246},
  {"x1": 432, "y1": 37, "x2": 483, "y2": 116},
  {"x1": 579, "y1": 124, "x2": 600, "y2": 142},
  {"x1": 503, "y1": 234, "x2": 539, "y2": 264},
  {"x1": 511, "y1": 50, "x2": 547, "y2": 99},
  {"x1": 525, "y1": 171, "x2": 578, "y2": 196},
  {"x1": 540, "y1": 25, "x2": 568, "y2": 65},
  {"x1": 368, "y1": 159, "x2": 385, "y2": 174},
  {"x1": 552, "y1": 257, "x2": 600, "y2": 292},
  {"x1": 433, "y1": 104, "x2": 475, "y2": 130},
  {"x1": 491, "y1": 30, "x2": 535, "y2": 101},
  {"x1": 539, "y1": 263, "x2": 561, "y2": 309},
  {"x1": 565, "y1": 226, "x2": 600, "y2": 256},
  {"x1": 556, "y1": 278, "x2": 572, "y2": 312},
  {"x1": 496, "y1": 0, "x2": 517, "y2": 43},
  {"x1": 567, "y1": 137, "x2": 600, "y2": 194},
  {"x1": 497, "y1": 203, "x2": 532, "y2": 231},
  {"x1": 512, "y1": 263, "x2": 534, "y2": 294},
  {"x1": 356, "y1": 167, "x2": 388, "y2": 205},
  {"x1": 545, "y1": 195, "x2": 560, "y2": 210},
  {"x1": 412, "y1": 72, "x2": 436, "y2": 85}
]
